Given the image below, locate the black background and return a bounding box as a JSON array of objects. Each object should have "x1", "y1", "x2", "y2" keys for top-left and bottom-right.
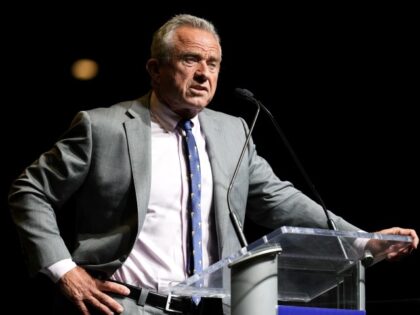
[{"x1": 3, "y1": 4, "x2": 419, "y2": 314}]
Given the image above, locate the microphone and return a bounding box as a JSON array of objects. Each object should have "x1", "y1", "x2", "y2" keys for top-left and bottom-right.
[
  {"x1": 234, "y1": 88, "x2": 350, "y2": 259},
  {"x1": 226, "y1": 88, "x2": 262, "y2": 248}
]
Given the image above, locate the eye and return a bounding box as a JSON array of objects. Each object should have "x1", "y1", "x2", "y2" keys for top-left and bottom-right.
[
  {"x1": 182, "y1": 55, "x2": 199, "y2": 65},
  {"x1": 208, "y1": 62, "x2": 218, "y2": 70}
]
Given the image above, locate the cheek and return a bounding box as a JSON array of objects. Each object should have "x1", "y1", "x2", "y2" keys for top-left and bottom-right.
[
  {"x1": 210, "y1": 74, "x2": 219, "y2": 87},
  {"x1": 174, "y1": 69, "x2": 192, "y2": 84}
]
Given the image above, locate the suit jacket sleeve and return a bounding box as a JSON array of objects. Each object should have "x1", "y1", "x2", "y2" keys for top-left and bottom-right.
[{"x1": 8, "y1": 111, "x2": 92, "y2": 276}]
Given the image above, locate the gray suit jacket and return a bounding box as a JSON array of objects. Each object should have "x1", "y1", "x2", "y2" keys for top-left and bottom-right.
[{"x1": 9, "y1": 93, "x2": 359, "y2": 277}]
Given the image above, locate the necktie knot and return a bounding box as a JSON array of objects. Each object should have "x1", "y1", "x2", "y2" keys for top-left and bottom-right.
[{"x1": 180, "y1": 119, "x2": 193, "y2": 132}]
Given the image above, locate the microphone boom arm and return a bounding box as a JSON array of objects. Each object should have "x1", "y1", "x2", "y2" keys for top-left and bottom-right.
[{"x1": 227, "y1": 90, "x2": 262, "y2": 248}]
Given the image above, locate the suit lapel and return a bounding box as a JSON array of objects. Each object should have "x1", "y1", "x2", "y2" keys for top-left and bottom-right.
[
  {"x1": 124, "y1": 96, "x2": 152, "y2": 233},
  {"x1": 199, "y1": 111, "x2": 232, "y2": 257}
]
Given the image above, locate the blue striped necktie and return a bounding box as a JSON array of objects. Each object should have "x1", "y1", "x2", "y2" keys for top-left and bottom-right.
[{"x1": 180, "y1": 119, "x2": 203, "y2": 305}]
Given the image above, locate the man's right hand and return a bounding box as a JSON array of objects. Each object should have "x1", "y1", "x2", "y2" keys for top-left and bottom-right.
[{"x1": 58, "y1": 266, "x2": 130, "y2": 315}]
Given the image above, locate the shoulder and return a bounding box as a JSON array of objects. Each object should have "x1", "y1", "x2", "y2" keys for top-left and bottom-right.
[
  {"x1": 67, "y1": 94, "x2": 150, "y2": 138},
  {"x1": 86, "y1": 99, "x2": 144, "y2": 121},
  {"x1": 78, "y1": 93, "x2": 150, "y2": 125},
  {"x1": 200, "y1": 107, "x2": 248, "y2": 131},
  {"x1": 201, "y1": 107, "x2": 245, "y2": 123}
]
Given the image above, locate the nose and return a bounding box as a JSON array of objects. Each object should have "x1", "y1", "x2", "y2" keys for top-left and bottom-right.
[{"x1": 194, "y1": 61, "x2": 210, "y2": 83}]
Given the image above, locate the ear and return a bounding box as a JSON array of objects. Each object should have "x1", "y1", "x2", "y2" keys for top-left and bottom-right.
[{"x1": 146, "y1": 58, "x2": 161, "y2": 84}]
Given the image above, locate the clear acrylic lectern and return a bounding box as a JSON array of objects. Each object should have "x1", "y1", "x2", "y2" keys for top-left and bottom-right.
[{"x1": 168, "y1": 226, "x2": 412, "y2": 315}]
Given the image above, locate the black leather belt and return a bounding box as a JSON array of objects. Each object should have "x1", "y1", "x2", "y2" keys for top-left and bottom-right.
[{"x1": 113, "y1": 281, "x2": 194, "y2": 314}]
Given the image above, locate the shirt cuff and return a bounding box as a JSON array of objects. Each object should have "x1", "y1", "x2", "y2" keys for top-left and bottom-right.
[
  {"x1": 352, "y1": 230, "x2": 371, "y2": 258},
  {"x1": 41, "y1": 259, "x2": 77, "y2": 283},
  {"x1": 353, "y1": 236, "x2": 369, "y2": 250}
]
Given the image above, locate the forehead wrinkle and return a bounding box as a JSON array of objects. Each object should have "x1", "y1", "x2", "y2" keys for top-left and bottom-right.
[{"x1": 173, "y1": 28, "x2": 221, "y2": 59}]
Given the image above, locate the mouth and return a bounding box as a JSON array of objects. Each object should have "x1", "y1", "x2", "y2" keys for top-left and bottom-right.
[{"x1": 190, "y1": 85, "x2": 208, "y2": 94}]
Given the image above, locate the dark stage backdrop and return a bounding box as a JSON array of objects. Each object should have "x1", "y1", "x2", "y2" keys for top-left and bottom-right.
[{"x1": 3, "y1": 5, "x2": 419, "y2": 314}]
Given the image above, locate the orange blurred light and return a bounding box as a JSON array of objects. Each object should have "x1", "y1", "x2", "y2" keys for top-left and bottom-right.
[{"x1": 71, "y1": 58, "x2": 99, "y2": 80}]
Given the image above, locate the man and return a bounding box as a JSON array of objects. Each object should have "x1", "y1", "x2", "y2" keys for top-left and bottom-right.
[{"x1": 8, "y1": 14, "x2": 418, "y2": 315}]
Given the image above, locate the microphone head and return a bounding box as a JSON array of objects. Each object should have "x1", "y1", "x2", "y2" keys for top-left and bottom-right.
[{"x1": 234, "y1": 88, "x2": 254, "y2": 99}]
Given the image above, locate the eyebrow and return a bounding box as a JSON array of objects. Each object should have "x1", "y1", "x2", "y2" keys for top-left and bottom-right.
[{"x1": 179, "y1": 52, "x2": 221, "y2": 63}]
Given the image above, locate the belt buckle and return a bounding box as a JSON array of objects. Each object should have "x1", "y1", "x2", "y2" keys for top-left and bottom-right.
[{"x1": 165, "y1": 292, "x2": 183, "y2": 314}]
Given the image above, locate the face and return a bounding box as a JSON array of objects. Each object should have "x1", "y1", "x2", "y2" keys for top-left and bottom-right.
[{"x1": 148, "y1": 26, "x2": 222, "y2": 118}]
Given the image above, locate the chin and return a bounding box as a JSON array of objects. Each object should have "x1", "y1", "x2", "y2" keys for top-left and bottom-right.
[{"x1": 186, "y1": 97, "x2": 210, "y2": 108}]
